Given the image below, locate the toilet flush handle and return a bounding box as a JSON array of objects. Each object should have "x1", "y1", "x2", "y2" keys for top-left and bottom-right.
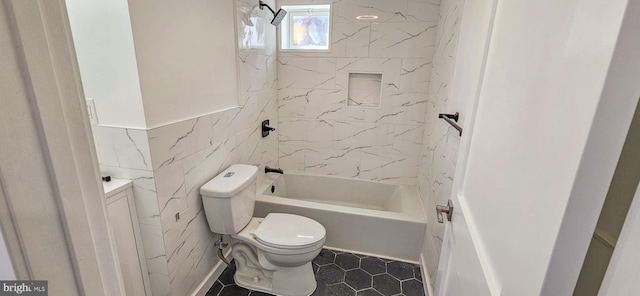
[{"x1": 436, "y1": 200, "x2": 453, "y2": 223}]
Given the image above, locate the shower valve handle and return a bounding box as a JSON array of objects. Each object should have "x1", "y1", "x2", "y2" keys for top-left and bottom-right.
[{"x1": 262, "y1": 120, "x2": 276, "y2": 137}]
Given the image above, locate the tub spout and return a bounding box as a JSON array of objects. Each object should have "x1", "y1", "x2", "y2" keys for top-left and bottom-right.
[{"x1": 265, "y1": 166, "x2": 284, "y2": 174}]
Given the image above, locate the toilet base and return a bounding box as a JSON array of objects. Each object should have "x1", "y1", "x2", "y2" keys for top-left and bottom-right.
[{"x1": 232, "y1": 242, "x2": 317, "y2": 296}]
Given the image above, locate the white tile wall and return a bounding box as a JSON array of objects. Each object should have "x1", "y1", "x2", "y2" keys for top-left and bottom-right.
[
  {"x1": 148, "y1": 106, "x2": 279, "y2": 296},
  {"x1": 331, "y1": 121, "x2": 394, "y2": 153},
  {"x1": 279, "y1": 119, "x2": 334, "y2": 148},
  {"x1": 334, "y1": 0, "x2": 408, "y2": 23},
  {"x1": 331, "y1": 22, "x2": 371, "y2": 57},
  {"x1": 307, "y1": 90, "x2": 364, "y2": 121},
  {"x1": 278, "y1": 57, "x2": 337, "y2": 89},
  {"x1": 92, "y1": 0, "x2": 279, "y2": 295},
  {"x1": 304, "y1": 147, "x2": 361, "y2": 177},
  {"x1": 369, "y1": 22, "x2": 438, "y2": 58},
  {"x1": 148, "y1": 117, "x2": 213, "y2": 170},
  {"x1": 407, "y1": 0, "x2": 441, "y2": 22},
  {"x1": 99, "y1": 165, "x2": 170, "y2": 296},
  {"x1": 145, "y1": 0, "x2": 280, "y2": 293},
  {"x1": 278, "y1": 0, "x2": 439, "y2": 185},
  {"x1": 93, "y1": 126, "x2": 152, "y2": 171},
  {"x1": 400, "y1": 59, "x2": 433, "y2": 93},
  {"x1": 238, "y1": 53, "x2": 278, "y2": 92},
  {"x1": 278, "y1": 144, "x2": 306, "y2": 173},
  {"x1": 335, "y1": 58, "x2": 402, "y2": 92},
  {"x1": 417, "y1": 0, "x2": 466, "y2": 284},
  {"x1": 359, "y1": 152, "x2": 419, "y2": 184},
  {"x1": 363, "y1": 93, "x2": 428, "y2": 125}
]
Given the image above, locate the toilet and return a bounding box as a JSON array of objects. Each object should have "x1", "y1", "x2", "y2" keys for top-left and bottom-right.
[{"x1": 200, "y1": 164, "x2": 326, "y2": 296}]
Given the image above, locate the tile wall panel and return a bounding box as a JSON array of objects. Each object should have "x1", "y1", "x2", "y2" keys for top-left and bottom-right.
[
  {"x1": 278, "y1": 0, "x2": 440, "y2": 186},
  {"x1": 149, "y1": 0, "x2": 280, "y2": 294},
  {"x1": 416, "y1": 0, "x2": 465, "y2": 285},
  {"x1": 93, "y1": 0, "x2": 279, "y2": 294}
]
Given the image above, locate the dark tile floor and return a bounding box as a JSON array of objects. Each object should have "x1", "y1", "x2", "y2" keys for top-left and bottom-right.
[{"x1": 206, "y1": 249, "x2": 425, "y2": 296}]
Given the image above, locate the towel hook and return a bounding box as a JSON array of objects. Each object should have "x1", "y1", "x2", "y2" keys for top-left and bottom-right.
[{"x1": 438, "y1": 112, "x2": 463, "y2": 136}]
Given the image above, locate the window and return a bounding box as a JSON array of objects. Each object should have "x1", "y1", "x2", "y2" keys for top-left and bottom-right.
[{"x1": 280, "y1": 4, "x2": 331, "y2": 51}]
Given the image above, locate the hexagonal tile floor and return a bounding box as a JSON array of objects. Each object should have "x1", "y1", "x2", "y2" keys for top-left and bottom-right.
[{"x1": 206, "y1": 249, "x2": 425, "y2": 296}]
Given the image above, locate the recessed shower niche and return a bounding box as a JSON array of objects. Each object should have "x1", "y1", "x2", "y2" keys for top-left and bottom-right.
[{"x1": 347, "y1": 73, "x2": 382, "y2": 107}]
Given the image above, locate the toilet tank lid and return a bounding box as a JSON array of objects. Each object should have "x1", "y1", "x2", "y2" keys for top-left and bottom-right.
[{"x1": 200, "y1": 164, "x2": 258, "y2": 198}]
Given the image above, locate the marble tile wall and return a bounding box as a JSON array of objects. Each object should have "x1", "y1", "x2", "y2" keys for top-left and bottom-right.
[
  {"x1": 416, "y1": 0, "x2": 465, "y2": 284},
  {"x1": 277, "y1": 0, "x2": 440, "y2": 185},
  {"x1": 143, "y1": 1, "x2": 279, "y2": 295},
  {"x1": 91, "y1": 126, "x2": 170, "y2": 294},
  {"x1": 92, "y1": 0, "x2": 278, "y2": 295}
]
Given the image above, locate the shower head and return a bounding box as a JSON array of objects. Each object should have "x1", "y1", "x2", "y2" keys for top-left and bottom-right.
[
  {"x1": 259, "y1": 0, "x2": 287, "y2": 26},
  {"x1": 271, "y1": 8, "x2": 287, "y2": 26}
]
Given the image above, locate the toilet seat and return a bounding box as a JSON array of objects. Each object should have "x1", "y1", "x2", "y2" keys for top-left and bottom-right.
[
  {"x1": 254, "y1": 213, "x2": 326, "y2": 250},
  {"x1": 233, "y1": 217, "x2": 325, "y2": 256}
]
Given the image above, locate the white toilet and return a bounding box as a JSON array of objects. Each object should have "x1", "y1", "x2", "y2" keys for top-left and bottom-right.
[{"x1": 200, "y1": 164, "x2": 326, "y2": 296}]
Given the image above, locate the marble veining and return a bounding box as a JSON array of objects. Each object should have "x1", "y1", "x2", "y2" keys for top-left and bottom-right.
[
  {"x1": 278, "y1": 0, "x2": 440, "y2": 186},
  {"x1": 407, "y1": 0, "x2": 441, "y2": 22},
  {"x1": 147, "y1": 0, "x2": 280, "y2": 294},
  {"x1": 335, "y1": 58, "x2": 402, "y2": 92},
  {"x1": 370, "y1": 22, "x2": 438, "y2": 58},
  {"x1": 99, "y1": 165, "x2": 169, "y2": 296},
  {"x1": 93, "y1": 126, "x2": 151, "y2": 171},
  {"x1": 278, "y1": 57, "x2": 337, "y2": 89},
  {"x1": 335, "y1": 0, "x2": 409, "y2": 23},
  {"x1": 91, "y1": 0, "x2": 280, "y2": 295},
  {"x1": 416, "y1": 0, "x2": 465, "y2": 284},
  {"x1": 400, "y1": 59, "x2": 433, "y2": 93}
]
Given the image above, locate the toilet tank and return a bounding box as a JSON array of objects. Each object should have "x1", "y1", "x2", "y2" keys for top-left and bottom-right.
[{"x1": 200, "y1": 164, "x2": 259, "y2": 234}]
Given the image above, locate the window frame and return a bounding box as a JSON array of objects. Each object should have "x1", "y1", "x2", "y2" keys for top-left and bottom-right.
[{"x1": 279, "y1": 4, "x2": 332, "y2": 52}]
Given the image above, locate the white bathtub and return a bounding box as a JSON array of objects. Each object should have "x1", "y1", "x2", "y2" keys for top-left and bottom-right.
[{"x1": 254, "y1": 174, "x2": 426, "y2": 262}]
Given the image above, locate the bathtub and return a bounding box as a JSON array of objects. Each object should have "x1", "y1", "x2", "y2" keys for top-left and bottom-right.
[{"x1": 254, "y1": 173, "x2": 426, "y2": 262}]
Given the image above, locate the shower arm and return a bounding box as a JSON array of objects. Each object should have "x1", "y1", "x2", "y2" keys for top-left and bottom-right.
[{"x1": 259, "y1": 0, "x2": 276, "y2": 15}]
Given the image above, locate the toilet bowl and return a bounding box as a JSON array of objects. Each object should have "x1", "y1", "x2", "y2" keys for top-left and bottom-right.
[
  {"x1": 231, "y1": 214, "x2": 325, "y2": 295},
  {"x1": 200, "y1": 164, "x2": 326, "y2": 296}
]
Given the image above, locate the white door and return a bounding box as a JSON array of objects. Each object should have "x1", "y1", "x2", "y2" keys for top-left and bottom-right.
[
  {"x1": 433, "y1": 0, "x2": 498, "y2": 294},
  {"x1": 435, "y1": 0, "x2": 640, "y2": 295}
]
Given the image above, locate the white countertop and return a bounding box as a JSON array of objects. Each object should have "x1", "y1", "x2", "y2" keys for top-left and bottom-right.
[{"x1": 102, "y1": 178, "x2": 133, "y2": 197}]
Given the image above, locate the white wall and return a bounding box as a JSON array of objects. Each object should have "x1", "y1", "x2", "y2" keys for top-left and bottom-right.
[
  {"x1": 460, "y1": 0, "x2": 637, "y2": 294},
  {"x1": 0, "y1": 227, "x2": 15, "y2": 280},
  {"x1": 66, "y1": 0, "x2": 147, "y2": 129},
  {"x1": 128, "y1": 0, "x2": 239, "y2": 128}
]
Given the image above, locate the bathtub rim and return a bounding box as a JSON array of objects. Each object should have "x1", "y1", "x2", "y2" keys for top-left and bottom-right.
[{"x1": 257, "y1": 173, "x2": 426, "y2": 224}]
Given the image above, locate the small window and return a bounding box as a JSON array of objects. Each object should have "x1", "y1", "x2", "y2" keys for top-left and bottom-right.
[{"x1": 280, "y1": 4, "x2": 331, "y2": 51}]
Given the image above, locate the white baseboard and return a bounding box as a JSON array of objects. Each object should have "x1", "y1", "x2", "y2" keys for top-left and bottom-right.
[
  {"x1": 191, "y1": 248, "x2": 233, "y2": 296},
  {"x1": 420, "y1": 253, "x2": 435, "y2": 296}
]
